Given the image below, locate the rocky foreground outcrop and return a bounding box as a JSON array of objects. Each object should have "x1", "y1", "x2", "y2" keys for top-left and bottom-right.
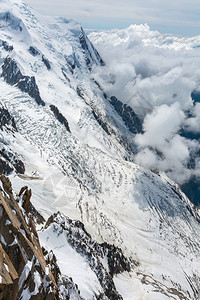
[
  {"x1": 0, "y1": 174, "x2": 59, "y2": 299},
  {"x1": 0, "y1": 175, "x2": 132, "y2": 299},
  {"x1": 0, "y1": 175, "x2": 86, "y2": 299}
]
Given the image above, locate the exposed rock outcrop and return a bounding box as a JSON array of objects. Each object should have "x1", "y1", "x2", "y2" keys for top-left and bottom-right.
[
  {"x1": 42, "y1": 55, "x2": 51, "y2": 70},
  {"x1": 29, "y1": 46, "x2": 40, "y2": 56},
  {"x1": 0, "y1": 40, "x2": 13, "y2": 52},
  {"x1": 44, "y1": 212, "x2": 132, "y2": 300},
  {"x1": 30, "y1": 203, "x2": 45, "y2": 226},
  {"x1": 50, "y1": 105, "x2": 71, "y2": 133},
  {"x1": 0, "y1": 176, "x2": 104, "y2": 299},
  {"x1": 1, "y1": 57, "x2": 45, "y2": 106},
  {"x1": 110, "y1": 96, "x2": 143, "y2": 134},
  {"x1": 0, "y1": 104, "x2": 17, "y2": 131},
  {"x1": 0, "y1": 104, "x2": 25, "y2": 176},
  {"x1": 0, "y1": 148, "x2": 25, "y2": 175},
  {"x1": 0, "y1": 175, "x2": 58, "y2": 299},
  {"x1": 76, "y1": 85, "x2": 114, "y2": 136},
  {"x1": 0, "y1": 157, "x2": 13, "y2": 175},
  {"x1": 0, "y1": 12, "x2": 23, "y2": 32},
  {"x1": 79, "y1": 28, "x2": 105, "y2": 70},
  {"x1": 92, "y1": 110, "x2": 111, "y2": 136}
]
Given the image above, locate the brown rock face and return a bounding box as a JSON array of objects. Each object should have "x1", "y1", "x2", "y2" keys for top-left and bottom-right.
[
  {"x1": 0, "y1": 243, "x2": 18, "y2": 300},
  {"x1": 0, "y1": 174, "x2": 12, "y2": 195},
  {"x1": 19, "y1": 185, "x2": 32, "y2": 214},
  {"x1": 0, "y1": 175, "x2": 59, "y2": 300}
]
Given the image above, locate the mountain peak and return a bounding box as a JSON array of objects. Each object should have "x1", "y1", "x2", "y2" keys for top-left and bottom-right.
[
  {"x1": 0, "y1": 0, "x2": 23, "y2": 12},
  {"x1": 0, "y1": 2, "x2": 200, "y2": 299}
]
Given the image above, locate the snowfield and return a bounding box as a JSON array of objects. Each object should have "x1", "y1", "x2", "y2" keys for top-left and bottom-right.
[{"x1": 0, "y1": 0, "x2": 200, "y2": 299}]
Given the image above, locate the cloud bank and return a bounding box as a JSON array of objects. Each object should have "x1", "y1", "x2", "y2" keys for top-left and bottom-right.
[{"x1": 89, "y1": 25, "x2": 200, "y2": 184}]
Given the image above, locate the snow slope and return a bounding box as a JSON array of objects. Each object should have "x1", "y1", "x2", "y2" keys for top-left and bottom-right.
[
  {"x1": 89, "y1": 25, "x2": 200, "y2": 204},
  {"x1": 0, "y1": 1, "x2": 200, "y2": 299}
]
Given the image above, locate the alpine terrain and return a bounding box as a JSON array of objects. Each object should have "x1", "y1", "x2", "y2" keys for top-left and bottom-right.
[{"x1": 0, "y1": 0, "x2": 200, "y2": 299}]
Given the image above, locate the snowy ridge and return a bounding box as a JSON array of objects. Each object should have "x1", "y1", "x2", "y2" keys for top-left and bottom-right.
[
  {"x1": 89, "y1": 24, "x2": 200, "y2": 201},
  {"x1": 0, "y1": 1, "x2": 199, "y2": 299},
  {"x1": 40, "y1": 211, "x2": 132, "y2": 299}
]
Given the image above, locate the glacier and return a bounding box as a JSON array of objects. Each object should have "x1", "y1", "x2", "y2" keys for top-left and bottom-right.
[{"x1": 0, "y1": 0, "x2": 200, "y2": 299}]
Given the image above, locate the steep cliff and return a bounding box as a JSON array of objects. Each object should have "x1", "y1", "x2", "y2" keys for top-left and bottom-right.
[{"x1": 0, "y1": 175, "x2": 59, "y2": 299}]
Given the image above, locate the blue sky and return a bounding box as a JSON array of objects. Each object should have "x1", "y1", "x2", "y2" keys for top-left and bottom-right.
[{"x1": 24, "y1": 0, "x2": 200, "y2": 36}]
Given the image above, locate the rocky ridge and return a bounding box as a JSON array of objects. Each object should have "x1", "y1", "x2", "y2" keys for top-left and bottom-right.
[
  {"x1": 0, "y1": 1, "x2": 200, "y2": 299},
  {"x1": 1, "y1": 57, "x2": 45, "y2": 106},
  {"x1": 0, "y1": 175, "x2": 59, "y2": 299},
  {"x1": 0, "y1": 103, "x2": 25, "y2": 175},
  {"x1": 0, "y1": 175, "x2": 132, "y2": 299},
  {"x1": 42, "y1": 212, "x2": 132, "y2": 299}
]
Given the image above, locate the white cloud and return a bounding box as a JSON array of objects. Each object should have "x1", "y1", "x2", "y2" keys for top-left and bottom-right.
[
  {"x1": 184, "y1": 103, "x2": 200, "y2": 133},
  {"x1": 134, "y1": 103, "x2": 200, "y2": 184},
  {"x1": 90, "y1": 25, "x2": 197, "y2": 116},
  {"x1": 90, "y1": 25, "x2": 200, "y2": 184},
  {"x1": 135, "y1": 103, "x2": 184, "y2": 149}
]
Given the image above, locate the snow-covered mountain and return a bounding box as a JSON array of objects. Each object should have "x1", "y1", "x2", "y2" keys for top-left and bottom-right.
[
  {"x1": 0, "y1": 0, "x2": 200, "y2": 299},
  {"x1": 89, "y1": 25, "x2": 200, "y2": 206}
]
